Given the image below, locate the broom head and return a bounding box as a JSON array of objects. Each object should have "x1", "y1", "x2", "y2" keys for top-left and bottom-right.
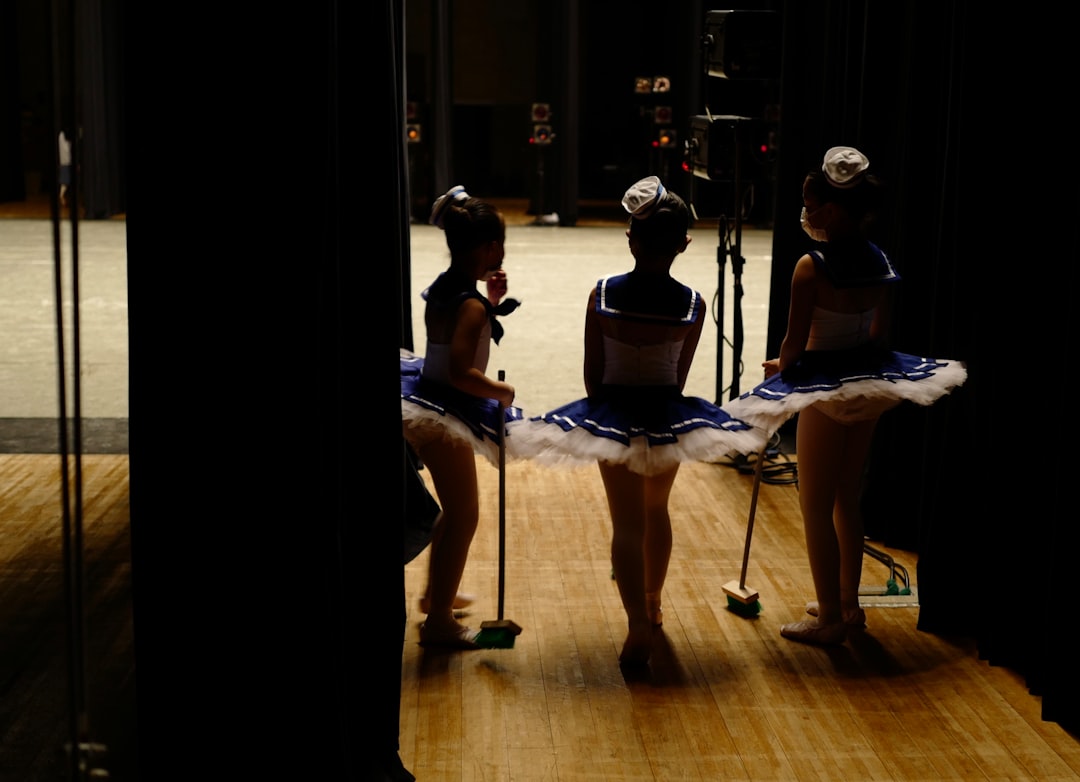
[
  {"x1": 475, "y1": 619, "x2": 523, "y2": 649},
  {"x1": 723, "y1": 580, "x2": 762, "y2": 618}
]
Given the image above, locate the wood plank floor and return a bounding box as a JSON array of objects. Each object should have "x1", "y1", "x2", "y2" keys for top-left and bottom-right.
[
  {"x1": 0, "y1": 454, "x2": 136, "y2": 782},
  {"x1": 401, "y1": 454, "x2": 1080, "y2": 781},
  {"x1": 3, "y1": 451, "x2": 1079, "y2": 781}
]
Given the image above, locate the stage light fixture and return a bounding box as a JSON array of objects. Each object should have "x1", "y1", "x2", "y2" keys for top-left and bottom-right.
[
  {"x1": 654, "y1": 105, "x2": 673, "y2": 125},
  {"x1": 634, "y1": 77, "x2": 652, "y2": 94},
  {"x1": 703, "y1": 10, "x2": 781, "y2": 80},
  {"x1": 681, "y1": 137, "x2": 697, "y2": 173},
  {"x1": 531, "y1": 102, "x2": 551, "y2": 122},
  {"x1": 406, "y1": 124, "x2": 421, "y2": 143},
  {"x1": 531, "y1": 124, "x2": 554, "y2": 145},
  {"x1": 652, "y1": 76, "x2": 671, "y2": 93},
  {"x1": 687, "y1": 114, "x2": 764, "y2": 181},
  {"x1": 655, "y1": 128, "x2": 677, "y2": 149}
]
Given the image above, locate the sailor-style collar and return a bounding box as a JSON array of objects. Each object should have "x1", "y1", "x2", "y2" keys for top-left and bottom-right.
[
  {"x1": 810, "y1": 241, "x2": 900, "y2": 289},
  {"x1": 595, "y1": 273, "x2": 701, "y2": 326}
]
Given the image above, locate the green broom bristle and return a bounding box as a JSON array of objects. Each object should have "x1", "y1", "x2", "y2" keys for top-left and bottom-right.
[
  {"x1": 726, "y1": 595, "x2": 763, "y2": 617},
  {"x1": 474, "y1": 628, "x2": 517, "y2": 648},
  {"x1": 475, "y1": 619, "x2": 523, "y2": 649}
]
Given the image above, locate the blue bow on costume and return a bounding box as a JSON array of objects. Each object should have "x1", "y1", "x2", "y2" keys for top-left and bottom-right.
[
  {"x1": 422, "y1": 269, "x2": 521, "y2": 345},
  {"x1": 489, "y1": 297, "x2": 521, "y2": 345}
]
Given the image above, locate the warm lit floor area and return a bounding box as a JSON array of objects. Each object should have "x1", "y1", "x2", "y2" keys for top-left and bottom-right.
[{"x1": 400, "y1": 454, "x2": 1080, "y2": 781}]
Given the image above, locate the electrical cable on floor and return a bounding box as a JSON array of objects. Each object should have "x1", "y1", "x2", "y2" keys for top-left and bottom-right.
[
  {"x1": 718, "y1": 431, "x2": 799, "y2": 486},
  {"x1": 714, "y1": 337, "x2": 745, "y2": 403}
]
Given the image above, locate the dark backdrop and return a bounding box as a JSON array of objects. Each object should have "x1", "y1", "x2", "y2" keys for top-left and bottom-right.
[
  {"x1": 770, "y1": 1, "x2": 1077, "y2": 731},
  {"x1": 766, "y1": 1, "x2": 1078, "y2": 731},
  {"x1": 124, "y1": 3, "x2": 409, "y2": 779}
]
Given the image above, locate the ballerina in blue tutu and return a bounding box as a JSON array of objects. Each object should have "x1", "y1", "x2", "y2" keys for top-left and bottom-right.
[
  {"x1": 723, "y1": 147, "x2": 966, "y2": 645},
  {"x1": 516, "y1": 176, "x2": 765, "y2": 667},
  {"x1": 401, "y1": 185, "x2": 522, "y2": 649}
]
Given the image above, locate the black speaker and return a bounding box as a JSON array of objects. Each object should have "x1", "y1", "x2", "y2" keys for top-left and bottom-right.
[{"x1": 703, "y1": 10, "x2": 781, "y2": 80}]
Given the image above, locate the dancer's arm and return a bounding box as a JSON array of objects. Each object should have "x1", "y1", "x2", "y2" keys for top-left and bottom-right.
[
  {"x1": 448, "y1": 297, "x2": 515, "y2": 405},
  {"x1": 676, "y1": 301, "x2": 705, "y2": 391},
  {"x1": 584, "y1": 289, "x2": 605, "y2": 397},
  {"x1": 776, "y1": 254, "x2": 817, "y2": 372}
]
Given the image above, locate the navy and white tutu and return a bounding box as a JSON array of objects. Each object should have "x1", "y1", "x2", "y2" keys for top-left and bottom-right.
[
  {"x1": 511, "y1": 386, "x2": 767, "y2": 476},
  {"x1": 401, "y1": 349, "x2": 524, "y2": 467},
  {"x1": 722, "y1": 345, "x2": 967, "y2": 434}
]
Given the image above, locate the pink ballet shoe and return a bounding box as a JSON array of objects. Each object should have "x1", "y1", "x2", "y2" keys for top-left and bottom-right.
[
  {"x1": 419, "y1": 622, "x2": 480, "y2": 650},
  {"x1": 779, "y1": 619, "x2": 848, "y2": 646},
  {"x1": 418, "y1": 592, "x2": 476, "y2": 615},
  {"x1": 804, "y1": 600, "x2": 867, "y2": 629}
]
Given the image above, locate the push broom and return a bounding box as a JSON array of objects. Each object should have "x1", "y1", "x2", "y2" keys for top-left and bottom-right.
[
  {"x1": 475, "y1": 370, "x2": 523, "y2": 648},
  {"x1": 723, "y1": 449, "x2": 765, "y2": 617}
]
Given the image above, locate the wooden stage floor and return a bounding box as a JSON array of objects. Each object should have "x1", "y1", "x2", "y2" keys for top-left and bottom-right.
[{"x1": 399, "y1": 454, "x2": 1080, "y2": 781}]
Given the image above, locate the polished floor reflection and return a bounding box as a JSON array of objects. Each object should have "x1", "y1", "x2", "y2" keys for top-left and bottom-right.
[{"x1": 0, "y1": 211, "x2": 128, "y2": 453}]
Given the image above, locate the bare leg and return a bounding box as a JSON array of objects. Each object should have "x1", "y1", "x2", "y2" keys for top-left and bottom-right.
[
  {"x1": 415, "y1": 435, "x2": 480, "y2": 639},
  {"x1": 599, "y1": 461, "x2": 653, "y2": 664},
  {"x1": 643, "y1": 466, "x2": 678, "y2": 626},
  {"x1": 782, "y1": 406, "x2": 883, "y2": 644},
  {"x1": 833, "y1": 417, "x2": 879, "y2": 613},
  {"x1": 792, "y1": 405, "x2": 846, "y2": 625}
]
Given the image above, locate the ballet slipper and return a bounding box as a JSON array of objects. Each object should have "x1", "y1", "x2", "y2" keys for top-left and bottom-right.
[
  {"x1": 779, "y1": 618, "x2": 848, "y2": 646},
  {"x1": 418, "y1": 592, "x2": 476, "y2": 615},
  {"x1": 804, "y1": 600, "x2": 867, "y2": 629},
  {"x1": 646, "y1": 592, "x2": 663, "y2": 628},
  {"x1": 419, "y1": 621, "x2": 480, "y2": 650}
]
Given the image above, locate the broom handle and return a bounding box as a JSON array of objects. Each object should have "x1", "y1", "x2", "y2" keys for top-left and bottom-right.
[
  {"x1": 497, "y1": 370, "x2": 507, "y2": 621},
  {"x1": 739, "y1": 450, "x2": 765, "y2": 590}
]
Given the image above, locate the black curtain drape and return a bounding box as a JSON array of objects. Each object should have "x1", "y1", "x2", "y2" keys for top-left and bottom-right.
[
  {"x1": 0, "y1": 0, "x2": 26, "y2": 201},
  {"x1": 769, "y1": 0, "x2": 1079, "y2": 733},
  {"x1": 0, "y1": 0, "x2": 124, "y2": 215},
  {"x1": 127, "y1": 1, "x2": 412, "y2": 778},
  {"x1": 76, "y1": 0, "x2": 125, "y2": 219}
]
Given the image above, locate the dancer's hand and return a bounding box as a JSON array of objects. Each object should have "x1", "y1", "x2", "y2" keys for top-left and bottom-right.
[
  {"x1": 762, "y1": 358, "x2": 780, "y2": 378},
  {"x1": 495, "y1": 382, "x2": 515, "y2": 407},
  {"x1": 486, "y1": 269, "x2": 508, "y2": 305}
]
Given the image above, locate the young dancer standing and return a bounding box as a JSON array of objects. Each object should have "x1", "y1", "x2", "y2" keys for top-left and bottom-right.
[
  {"x1": 518, "y1": 177, "x2": 763, "y2": 667},
  {"x1": 401, "y1": 185, "x2": 521, "y2": 649},
  {"x1": 724, "y1": 147, "x2": 966, "y2": 645}
]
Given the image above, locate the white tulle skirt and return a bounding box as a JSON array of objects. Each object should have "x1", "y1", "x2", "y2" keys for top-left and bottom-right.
[
  {"x1": 400, "y1": 349, "x2": 523, "y2": 467},
  {"x1": 720, "y1": 346, "x2": 967, "y2": 434},
  {"x1": 509, "y1": 386, "x2": 768, "y2": 476}
]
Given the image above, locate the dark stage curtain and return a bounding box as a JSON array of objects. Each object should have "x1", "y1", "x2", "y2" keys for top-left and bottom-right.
[
  {"x1": 76, "y1": 0, "x2": 126, "y2": 219},
  {"x1": 0, "y1": 0, "x2": 26, "y2": 202},
  {"x1": 126, "y1": 1, "x2": 412, "y2": 778},
  {"x1": 0, "y1": 0, "x2": 124, "y2": 215},
  {"x1": 770, "y1": 0, "x2": 1078, "y2": 733}
]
